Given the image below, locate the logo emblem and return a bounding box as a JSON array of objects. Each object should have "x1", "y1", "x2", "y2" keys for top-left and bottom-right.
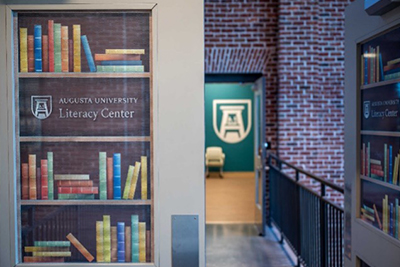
[
  {"x1": 213, "y1": 99, "x2": 252, "y2": 144},
  {"x1": 364, "y1": 101, "x2": 370, "y2": 119},
  {"x1": 31, "y1": 95, "x2": 52, "y2": 119}
]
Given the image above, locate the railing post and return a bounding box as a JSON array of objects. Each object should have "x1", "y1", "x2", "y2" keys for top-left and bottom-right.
[
  {"x1": 295, "y1": 170, "x2": 301, "y2": 267},
  {"x1": 320, "y1": 184, "x2": 326, "y2": 267}
]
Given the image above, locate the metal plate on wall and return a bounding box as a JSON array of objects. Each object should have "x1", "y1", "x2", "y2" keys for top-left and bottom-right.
[{"x1": 172, "y1": 215, "x2": 199, "y2": 267}]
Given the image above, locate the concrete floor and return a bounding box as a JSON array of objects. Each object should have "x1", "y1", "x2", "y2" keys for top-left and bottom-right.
[{"x1": 206, "y1": 224, "x2": 294, "y2": 267}]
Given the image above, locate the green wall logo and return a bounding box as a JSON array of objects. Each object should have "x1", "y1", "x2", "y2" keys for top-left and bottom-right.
[{"x1": 213, "y1": 99, "x2": 252, "y2": 144}]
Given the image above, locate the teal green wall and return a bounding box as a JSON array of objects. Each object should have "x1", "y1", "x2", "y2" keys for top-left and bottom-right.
[{"x1": 205, "y1": 83, "x2": 254, "y2": 172}]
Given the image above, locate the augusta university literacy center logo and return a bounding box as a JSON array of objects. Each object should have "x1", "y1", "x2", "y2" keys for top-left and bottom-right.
[
  {"x1": 213, "y1": 99, "x2": 252, "y2": 144},
  {"x1": 364, "y1": 101, "x2": 370, "y2": 119},
  {"x1": 31, "y1": 95, "x2": 52, "y2": 119}
]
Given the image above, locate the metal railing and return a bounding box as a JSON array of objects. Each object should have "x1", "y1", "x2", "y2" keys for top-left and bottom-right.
[{"x1": 268, "y1": 154, "x2": 344, "y2": 267}]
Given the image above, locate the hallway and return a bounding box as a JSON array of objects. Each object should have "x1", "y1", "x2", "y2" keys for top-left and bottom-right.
[{"x1": 206, "y1": 224, "x2": 293, "y2": 267}]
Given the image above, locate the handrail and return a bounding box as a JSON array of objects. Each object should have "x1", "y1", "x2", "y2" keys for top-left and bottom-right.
[{"x1": 269, "y1": 153, "x2": 344, "y2": 193}]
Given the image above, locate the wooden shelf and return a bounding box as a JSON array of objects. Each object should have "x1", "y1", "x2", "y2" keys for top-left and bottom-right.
[
  {"x1": 19, "y1": 136, "x2": 151, "y2": 142},
  {"x1": 21, "y1": 199, "x2": 152, "y2": 206},
  {"x1": 361, "y1": 130, "x2": 400, "y2": 137},
  {"x1": 18, "y1": 72, "x2": 151, "y2": 79},
  {"x1": 360, "y1": 175, "x2": 400, "y2": 192},
  {"x1": 360, "y1": 78, "x2": 400, "y2": 90}
]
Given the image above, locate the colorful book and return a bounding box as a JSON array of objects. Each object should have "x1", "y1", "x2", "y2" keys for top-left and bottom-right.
[
  {"x1": 95, "y1": 54, "x2": 141, "y2": 61},
  {"x1": 58, "y1": 187, "x2": 98, "y2": 194},
  {"x1": 96, "y1": 65, "x2": 144, "y2": 73},
  {"x1": 36, "y1": 167, "x2": 41, "y2": 200},
  {"x1": 48, "y1": 20, "x2": 54, "y2": 72},
  {"x1": 113, "y1": 153, "x2": 122, "y2": 200},
  {"x1": 28, "y1": 35, "x2": 34, "y2": 72},
  {"x1": 42, "y1": 35, "x2": 49, "y2": 72},
  {"x1": 131, "y1": 215, "x2": 139, "y2": 262},
  {"x1": 21, "y1": 163, "x2": 29, "y2": 200},
  {"x1": 373, "y1": 204, "x2": 382, "y2": 230},
  {"x1": 364, "y1": 50, "x2": 368, "y2": 84},
  {"x1": 66, "y1": 233, "x2": 94, "y2": 262},
  {"x1": 54, "y1": 174, "x2": 90, "y2": 180},
  {"x1": 117, "y1": 222, "x2": 125, "y2": 262},
  {"x1": 28, "y1": 154, "x2": 37, "y2": 200},
  {"x1": 125, "y1": 226, "x2": 132, "y2": 262},
  {"x1": 384, "y1": 72, "x2": 400, "y2": 80},
  {"x1": 390, "y1": 145, "x2": 393, "y2": 183},
  {"x1": 53, "y1": 23, "x2": 62, "y2": 72},
  {"x1": 47, "y1": 152, "x2": 54, "y2": 200},
  {"x1": 81, "y1": 35, "x2": 96, "y2": 72},
  {"x1": 25, "y1": 246, "x2": 70, "y2": 252},
  {"x1": 141, "y1": 156, "x2": 148, "y2": 200},
  {"x1": 122, "y1": 165, "x2": 135, "y2": 200},
  {"x1": 34, "y1": 25, "x2": 43, "y2": 72},
  {"x1": 99, "y1": 60, "x2": 142, "y2": 66},
  {"x1": 105, "y1": 49, "x2": 145, "y2": 54},
  {"x1": 128, "y1": 162, "x2": 141, "y2": 199},
  {"x1": 24, "y1": 257, "x2": 64, "y2": 262},
  {"x1": 139, "y1": 222, "x2": 146, "y2": 262},
  {"x1": 146, "y1": 230, "x2": 151, "y2": 262},
  {"x1": 56, "y1": 180, "x2": 93, "y2": 187},
  {"x1": 32, "y1": 252, "x2": 71, "y2": 257},
  {"x1": 384, "y1": 144, "x2": 387, "y2": 182},
  {"x1": 111, "y1": 226, "x2": 118, "y2": 262},
  {"x1": 377, "y1": 46, "x2": 380, "y2": 82},
  {"x1": 34, "y1": 241, "x2": 70, "y2": 247},
  {"x1": 69, "y1": 39, "x2": 73, "y2": 72},
  {"x1": 107, "y1": 157, "x2": 114, "y2": 199},
  {"x1": 73, "y1": 25, "x2": 81, "y2": 72},
  {"x1": 57, "y1": 194, "x2": 95, "y2": 200},
  {"x1": 361, "y1": 54, "x2": 364, "y2": 85},
  {"x1": 391, "y1": 203, "x2": 394, "y2": 236},
  {"x1": 19, "y1": 28, "x2": 28, "y2": 72},
  {"x1": 96, "y1": 221, "x2": 104, "y2": 262},
  {"x1": 99, "y1": 152, "x2": 107, "y2": 200},
  {"x1": 394, "y1": 155, "x2": 399, "y2": 185},
  {"x1": 103, "y1": 215, "x2": 111, "y2": 262},
  {"x1": 61, "y1": 26, "x2": 69, "y2": 72},
  {"x1": 41, "y1": 159, "x2": 48, "y2": 200}
]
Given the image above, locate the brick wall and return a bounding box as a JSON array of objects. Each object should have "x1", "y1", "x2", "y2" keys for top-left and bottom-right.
[{"x1": 205, "y1": 0, "x2": 354, "y2": 200}]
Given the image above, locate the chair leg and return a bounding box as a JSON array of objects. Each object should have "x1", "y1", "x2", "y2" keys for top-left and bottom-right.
[{"x1": 219, "y1": 167, "x2": 223, "y2": 178}]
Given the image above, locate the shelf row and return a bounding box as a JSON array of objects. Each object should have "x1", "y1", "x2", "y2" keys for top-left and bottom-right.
[
  {"x1": 20, "y1": 200, "x2": 152, "y2": 206},
  {"x1": 18, "y1": 72, "x2": 151, "y2": 78},
  {"x1": 19, "y1": 136, "x2": 151, "y2": 142}
]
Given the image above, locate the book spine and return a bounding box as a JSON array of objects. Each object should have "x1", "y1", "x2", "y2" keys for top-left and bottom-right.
[
  {"x1": 100, "y1": 60, "x2": 143, "y2": 66},
  {"x1": 34, "y1": 25, "x2": 42, "y2": 72},
  {"x1": 373, "y1": 204, "x2": 382, "y2": 230},
  {"x1": 125, "y1": 226, "x2": 132, "y2": 262},
  {"x1": 81, "y1": 35, "x2": 96, "y2": 72},
  {"x1": 28, "y1": 35, "x2": 34, "y2": 72},
  {"x1": 113, "y1": 153, "x2": 121, "y2": 200},
  {"x1": 396, "y1": 199, "x2": 399, "y2": 239},
  {"x1": 103, "y1": 215, "x2": 111, "y2": 262},
  {"x1": 21, "y1": 163, "x2": 29, "y2": 200},
  {"x1": 391, "y1": 203, "x2": 394, "y2": 236},
  {"x1": 96, "y1": 65, "x2": 144, "y2": 73},
  {"x1": 117, "y1": 222, "x2": 125, "y2": 262},
  {"x1": 32, "y1": 251, "x2": 71, "y2": 257},
  {"x1": 394, "y1": 156, "x2": 399, "y2": 185},
  {"x1": 19, "y1": 28, "x2": 28, "y2": 72},
  {"x1": 99, "y1": 152, "x2": 107, "y2": 200},
  {"x1": 24, "y1": 257, "x2": 64, "y2": 263},
  {"x1": 111, "y1": 226, "x2": 118, "y2": 262},
  {"x1": 94, "y1": 54, "x2": 141, "y2": 61},
  {"x1": 53, "y1": 23, "x2": 62, "y2": 72},
  {"x1": 36, "y1": 167, "x2": 41, "y2": 200},
  {"x1": 47, "y1": 152, "x2": 54, "y2": 200},
  {"x1": 56, "y1": 180, "x2": 93, "y2": 187},
  {"x1": 361, "y1": 54, "x2": 364, "y2": 86},
  {"x1": 54, "y1": 174, "x2": 90, "y2": 180},
  {"x1": 141, "y1": 156, "x2": 148, "y2": 200},
  {"x1": 128, "y1": 162, "x2": 141, "y2": 199},
  {"x1": 377, "y1": 46, "x2": 380, "y2": 82},
  {"x1": 48, "y1": 20, "x2": 54, "y2": 72},
  {"x1": 364, "y1": 50, "x2": 368, "y2": 85},
  {"x1": 66, "y1": 233, "x2": 94, "y2": 262},
  {"x1": 58, "y1": 187, "x2": 99, "y2": 194},
  {"x1": 139, "y1": 222, "x2": 146, "y2": 262},
  {"x1": 96, "y1": 221, "x2": 104, "y2": 262},
  {"x1": 61, "y1": 26, "x2": 69, "y2": 72},
  {"x1": 107, "y1": 157, "x2": 114, "y2": 199},
  {"x1": 28, "y1": 154, "x2": 37, "y2": 200},
  {"x1": 122, "y1": 165, "x2": 135, "y2": 199},
  {"x1": 25, "y1": 246, "x2": 70, "y2": 252},
  {"x1": 58, "y1": 194, "x2": 95, "y2": 200},
  {"x1": 384, "y1": 144, "x2": 387, "y2": 181},
  {"x1": 390, "y1": 146, "x2": 393, "y2": 183},
  {"x1": 146, "y1": 230, "x2": 151, "y2": 262},
  {"x1": 69, "y1": 39, "x2": 73, "y2": 72},
  {"x1": 380, "y1": 52, "x2": 384, "y2": 81},
  {"x1": 105, "y1": 49, "x2": 145, "y2": 54},
  {"x1": 34, "y1": 241, "x2": 70, "y2": 247},
  {"x1": 73, "y1": 25, "x2": 81, "y2": 72},
  {"x1": 383, "y1": 197, "x2": 387, "y2": 233},
  {"x1": 131, "y1": 215, "x2": 139, "y2": 262},
  {"x1": 42, "y1": 35, "x2": 49, "y2": 72}
]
